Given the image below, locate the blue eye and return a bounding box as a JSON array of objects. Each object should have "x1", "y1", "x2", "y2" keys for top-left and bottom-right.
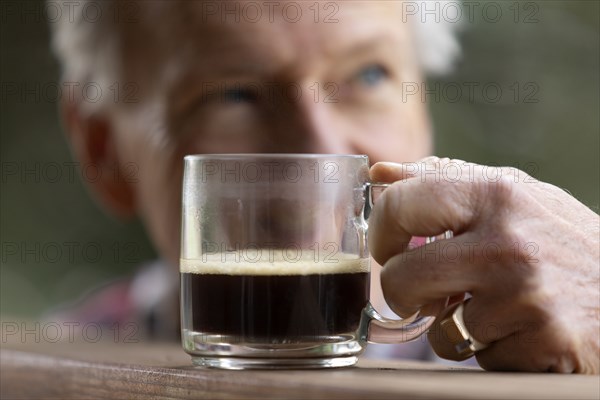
[
  {"x1": 356, "y1": 65, "x2": 389, "y2": 87},
  {"x1": 223, "y1": 88, "x2": 258, "y2": 104}
]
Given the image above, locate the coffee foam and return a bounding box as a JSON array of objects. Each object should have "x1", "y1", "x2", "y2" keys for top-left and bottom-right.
[{"x1": 180, "y1": 250, "x2": 369, "y2": 275}]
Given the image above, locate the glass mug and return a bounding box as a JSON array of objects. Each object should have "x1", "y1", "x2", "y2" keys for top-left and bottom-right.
[{"x1": 180, "y1": 154, "x2": 449, "y2": 369}]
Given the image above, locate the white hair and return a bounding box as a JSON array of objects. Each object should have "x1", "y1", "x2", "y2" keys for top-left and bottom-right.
[
  {"x1": 48, "y1": 0, "x2": 119, "y2": 111},
  {"x1": 411, "y1": 1, "x2": 463, "y2": 76},
  {"x1": 49, "y1": 0, "x2": 462, "y2": 104}
]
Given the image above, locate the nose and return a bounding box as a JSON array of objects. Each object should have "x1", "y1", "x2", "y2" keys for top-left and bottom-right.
[{"x1": 262, "y1": 84, "x2": 354, "y2": 154}]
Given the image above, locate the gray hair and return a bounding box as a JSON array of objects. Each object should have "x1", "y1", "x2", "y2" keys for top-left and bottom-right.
[
  {"x1": 49, "y1": 0, "x2": 462, "y2": 108},
  {"x1": 411, "y1": 1, "x2": 463, "y2": 76}
]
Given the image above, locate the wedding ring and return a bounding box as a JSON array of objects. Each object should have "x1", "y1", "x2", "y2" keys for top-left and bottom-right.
[{"x1": 428, "y1": 299, "x2": 489, "y2": 361}]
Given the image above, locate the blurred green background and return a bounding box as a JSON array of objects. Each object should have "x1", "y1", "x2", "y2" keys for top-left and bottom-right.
[{"x1": 1, "y1": 0, "x2": 599, "y2": 318}]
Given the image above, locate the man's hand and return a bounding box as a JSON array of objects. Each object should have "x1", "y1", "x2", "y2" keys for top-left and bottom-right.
[{"x1": 369, "y1": 157, "x2": 600, "y2": 374}]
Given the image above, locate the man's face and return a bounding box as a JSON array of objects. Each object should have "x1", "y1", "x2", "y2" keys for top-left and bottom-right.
[{"x1": 104, "y1": 1, "x2": 432, "y2": 266}]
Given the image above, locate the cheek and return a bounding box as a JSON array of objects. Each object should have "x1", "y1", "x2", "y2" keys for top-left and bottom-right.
[
  {"x1": 134, "y1": 145, "x2": 184, "y2": 267},
  {"x1": 113, "y1": 108, "x2": 187, "y2": 267},
  {"x1": 343, "y1": 101, "x2": 432, "y2": 164}
]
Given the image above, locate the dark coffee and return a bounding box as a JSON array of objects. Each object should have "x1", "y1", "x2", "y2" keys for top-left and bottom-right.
[{"x1": 180, "y1": 253, "x2": 369, "y2": 342}]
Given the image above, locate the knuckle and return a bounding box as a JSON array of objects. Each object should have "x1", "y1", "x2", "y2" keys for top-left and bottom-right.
[
  {"x1": 472, "y1": 166, "x2": 521, "y2": 210},
  {"x1": 489, "y1": 171, "x2": 519, "y2": 207}
]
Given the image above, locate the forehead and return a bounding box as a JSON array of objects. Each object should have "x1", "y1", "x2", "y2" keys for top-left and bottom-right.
[{"x1": 123, "y1": 1, "x2": 409, "y2": 82}]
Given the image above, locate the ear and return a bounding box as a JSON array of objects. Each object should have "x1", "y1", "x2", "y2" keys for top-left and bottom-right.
[{"x1": 61, "y1": 99, "x2": 137, "y2": 218}]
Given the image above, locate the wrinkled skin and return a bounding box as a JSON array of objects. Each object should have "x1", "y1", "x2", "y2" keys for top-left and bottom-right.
[{"x1": 369, "y1": 158, "x2": 600, "y2": 373}]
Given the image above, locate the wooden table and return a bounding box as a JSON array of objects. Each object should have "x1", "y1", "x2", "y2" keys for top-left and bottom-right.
[{"x1": 1, "y1": 341, "x2": 598, "y2": 399}]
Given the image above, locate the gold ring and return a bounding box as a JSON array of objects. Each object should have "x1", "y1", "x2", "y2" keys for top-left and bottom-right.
[{"x1": 427, "y1": 299, "x2": 489, "y2": 361}]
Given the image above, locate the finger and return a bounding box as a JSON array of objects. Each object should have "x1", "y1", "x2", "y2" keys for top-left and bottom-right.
[
  {"x1": 380, "y1": 236, "x2": 485, "y2": 318},
  {"x1": 370, "y1": 157, "x2": 452, "y2": 183},
  {"x1": 474, "y1": 329, "x2": 576, "y2": 373},
  {"x1": 475, "y1": 335, "x2": 545, "y2": 372},
  {"x1": 427, "y1": 297, "x2": 532, "y2": 362},
  {"x1": 369, "y1": 175, "x2": 479, "y2": 266},
  {"x1": 380, "y1": 233, "x2": 531, "y2": 334},
  {"x1": 370, "y1": 161, "x2": 424, "y2": 182}
]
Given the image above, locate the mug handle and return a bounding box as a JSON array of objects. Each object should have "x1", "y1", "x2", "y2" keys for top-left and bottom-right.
[{"x1": 359, "y1": 183, "x2": 453, "y2": 344}]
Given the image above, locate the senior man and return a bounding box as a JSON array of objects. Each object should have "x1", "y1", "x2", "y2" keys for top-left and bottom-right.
[{"x1": 49, "y1": 0, "x2": 599, "y2": 373}]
